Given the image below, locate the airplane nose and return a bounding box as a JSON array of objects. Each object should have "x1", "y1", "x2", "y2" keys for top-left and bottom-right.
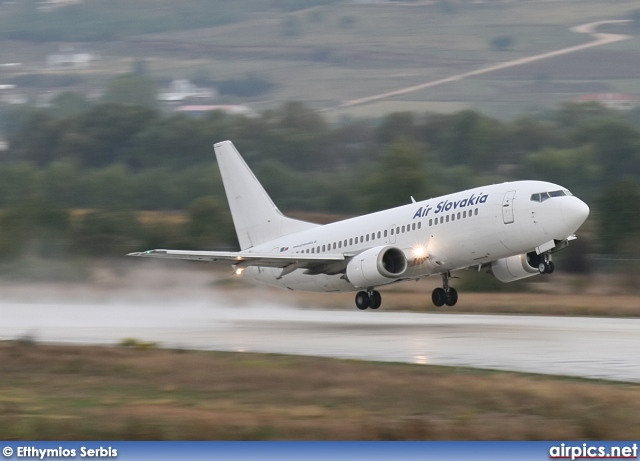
[{"x1": 562, "y1": 197, "x2": 590, "y2": 231}]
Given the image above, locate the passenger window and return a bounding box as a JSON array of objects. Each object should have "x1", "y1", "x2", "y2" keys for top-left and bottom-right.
[
  {"x1": 360, "y1": 236, "x2": 364, "y2": 243},
  {"x1": 391, "y1": 228, "x2": 394, "y2": 235},
  {"x1": 371, "y1": 233, "x2": 375, "y2": 240},
  {"x1": 377, "y1": 231, "x2": 381, "y2": 239},
  {"x1": 333, "y1": 243, "x2": 337, "y2": 250},
  {"x1": 429, "y1": 219, "x2": 433, "y2": 226},
  {"x1": 440, "y1": 217, "x2": 444, "y2": 224},
  {"x1": 366, "y1": 234, "x2": 369, "y2": 242},
  {"x1": 384, "y1": 230, "x2": 388, "y2": 237},
  {"x1": 338, "y1": 241, "x2": 342, "y2": 248},
  {"x1": 401, "y1": 225, "x2": 405, "y2": 233},
  {"x1": 349, "y1": 238, "x2": 353, "y2": 246},
  {"x1": 474, "y1": 208, "x2": 479, "y2": 216},
  {"x1": 322, "y1": 245, "x2": 326, "y2": 252},
  {"x1": 418, "y1": 222, "x2": 421, "y2": 230},
  {"x1": 434, "y1": 219, "x2": 438, "y2": 226},
  {"x1": 451, "y1": 214, "x2": 455, "y2": 222},
  {"x1": 317, "y1": 246, "x2": 320, "y2": 253},
  {"x1": 457, "y1": 212, "x2": 461, "y2": 220},
  {"x1": 344, "y1": 240, "x2": 347, "y2": 247},
  {"x1": 446, "y1": 215, "x2": 449, "y2": 222},
  {"x1": 412, "y1": 223, "x2": 416, "y2": 231},
  {"x1": 463, "y1": 211, "x2": 466, "y2": 218}
]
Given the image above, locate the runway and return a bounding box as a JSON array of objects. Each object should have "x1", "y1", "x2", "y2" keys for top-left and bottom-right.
[{"x1": 2, "y1": 298, "x2": 640, "y2": 383}]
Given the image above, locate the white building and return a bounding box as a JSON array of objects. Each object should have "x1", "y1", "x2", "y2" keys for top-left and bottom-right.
[
  {"x1": 46, "y1": 46, "x2": 97, "y2": 69},
  {"x1": 575, "y1": 93, "x2": 638, "y2": 111},
  {"x1": 158, "y1": 79, "x2": 216, "y2": 102},
  {"x1": 175, "y1": 105, "x2": 256, "y2": 117}
]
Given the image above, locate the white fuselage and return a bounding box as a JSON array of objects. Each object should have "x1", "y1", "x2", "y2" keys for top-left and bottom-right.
[{"x1": 240, "y1": 180, "x2": 589, "y2": 292}]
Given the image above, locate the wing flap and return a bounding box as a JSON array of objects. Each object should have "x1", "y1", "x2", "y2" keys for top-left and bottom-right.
[{"x1": 127, "y1": 249, "x2": 345, "y2": 269}]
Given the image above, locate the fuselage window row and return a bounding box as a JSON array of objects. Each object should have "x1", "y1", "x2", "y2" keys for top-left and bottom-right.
[{"x1": 295, "y1": 208, "x2": 479, "y2": 254}]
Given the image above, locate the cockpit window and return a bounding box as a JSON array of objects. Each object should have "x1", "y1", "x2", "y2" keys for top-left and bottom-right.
[{"x1": 531, "y1": 189, "x2": 571, "y2": 202}]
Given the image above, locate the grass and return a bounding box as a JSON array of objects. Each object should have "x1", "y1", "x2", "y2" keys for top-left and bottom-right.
[{"x1": 1, "y1": 342, "x2": 639, "y2": 440}]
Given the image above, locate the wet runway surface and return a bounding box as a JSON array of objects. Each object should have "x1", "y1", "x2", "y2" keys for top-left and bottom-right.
[{"x1": 2, "y1": 300, "x2": 640, "y2": 382}]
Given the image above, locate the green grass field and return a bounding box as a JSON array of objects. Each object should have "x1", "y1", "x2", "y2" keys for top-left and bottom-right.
[{"x1": 1, "y1": 342, "x2": 639, "y2": 440}]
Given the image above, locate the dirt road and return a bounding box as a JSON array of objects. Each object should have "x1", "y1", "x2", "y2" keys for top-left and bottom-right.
[{"x1": 331, "y1": 20, "x2": 632, "y2": 110}]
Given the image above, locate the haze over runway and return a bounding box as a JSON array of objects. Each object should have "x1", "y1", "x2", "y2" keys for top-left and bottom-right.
[{"x1": 2, "y1": 298, "x2": 639, "y2": 383}]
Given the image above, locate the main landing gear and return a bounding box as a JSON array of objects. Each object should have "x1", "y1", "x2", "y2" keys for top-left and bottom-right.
[
  {"x1": 538, "y1": 253, "x2": 555, "y2": 274},
  {"x1": 355, "y1": 289, "x2": 382, "y2": 310},
  {"x1": 432, "y1": 271, "x2": 458, "y2": 307}
]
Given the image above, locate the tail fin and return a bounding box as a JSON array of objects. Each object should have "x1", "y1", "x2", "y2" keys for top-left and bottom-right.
[{"x1": 214, "y1": 140, "x2": 319, "y2": 250}]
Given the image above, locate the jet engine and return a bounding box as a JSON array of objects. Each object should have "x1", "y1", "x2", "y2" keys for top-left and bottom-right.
[
  {"x1": 491, "y1": 252, "x2": 541, "y2": 283},
  {"x1": 346, "y1": 246, "x2": 407, "y2": 288}
]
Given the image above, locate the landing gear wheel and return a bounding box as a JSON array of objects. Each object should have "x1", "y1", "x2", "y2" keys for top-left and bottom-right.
[
  {"x1": 432, "y1": 288, "x2": 446, "y2": 307},
  {"x1": 445, "y1": 288, "x2": 458, "y2": 307},
  {"x1": 369, "y1": 290, "x2": 382, "y2": 310},
  {"x1": 539, "y1": 260, "x2": 555, "y2": 274},
  {"x1": 355, "y1": 291, "x2": 370, "y2": 310}
]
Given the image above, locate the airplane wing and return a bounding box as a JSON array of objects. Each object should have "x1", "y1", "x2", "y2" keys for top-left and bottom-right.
[{"x1": 127, "y1": 249, "x2": 348, "y2": 277}]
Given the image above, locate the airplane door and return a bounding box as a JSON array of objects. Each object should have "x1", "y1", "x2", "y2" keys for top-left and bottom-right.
[{"x1": 502, "y1": 191, "x2": 516, "y2": 224}]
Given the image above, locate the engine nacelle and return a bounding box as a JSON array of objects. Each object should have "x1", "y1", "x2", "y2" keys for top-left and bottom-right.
[
  {"x1": 346, "y1": 245, "x2": 407, "y2": 288},
  {"x1": 491, "y1": 252, "x2": 540, "y2": 283}
]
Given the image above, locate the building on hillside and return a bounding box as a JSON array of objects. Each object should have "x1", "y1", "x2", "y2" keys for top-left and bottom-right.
[
  {"x1": 575, "y1": 93, "x2": 638, "y2": 111},
  {"x1": 46, "y1": 46, "x2": 97, "y2": 69},
  {"x1": 39, "y1": 0, "x2": 83, "y2": 12},
  {"x1": 0, "y1": 84, "x2": 27, "y2": 105},
  {"x1": 174, "y1": 105, "x2": 256, "y2": 117},
  {"x1": 158, "y1": 80, "x2": 216, "y2": 102}
]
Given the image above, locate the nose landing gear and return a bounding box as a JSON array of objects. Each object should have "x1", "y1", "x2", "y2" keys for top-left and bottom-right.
[
  {"x1": 432, "y1": 271, "x2": 458, "y2": 307},
  {"x1": 355, "y1": 288, "x2": 382, "y2": 310}
]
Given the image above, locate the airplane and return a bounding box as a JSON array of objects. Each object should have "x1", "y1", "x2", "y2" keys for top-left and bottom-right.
[{"x1": 128, "y1": 140, "x2": 590, "y2": 310}]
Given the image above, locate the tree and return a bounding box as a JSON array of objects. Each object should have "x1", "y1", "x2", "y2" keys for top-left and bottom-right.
[
  {"x1": 575, "y1": 118, "x2": 640, "y2": 181},
  {"x1": 50, "y1": 92, "x2": 91, "y2": 118},
  {"x1": 128, "y1": 115, "x2": 212, "y2": 169},
  {"x1": 186, "y1": 196, "x2": 236, "y2": 249},
  {"x1": 71, "y1": 103, "x2": 159, "y2": 167},
  {"x1": 524, "y1": 146, "x2": 600, "y2": 198},
  {"x1": 598, "y1": 181, "x2": 640, "y2": 254},
  {"x1": 0, "y1": 197, "x2": 70, "y2": 259},
  {"x1": 376, "y1": 112, "x2": 415, "y2": 144},
  {"x1": 361, "y1": 139, "x2": 429, "y2": 212},
  {"x1": 74, "y1": 209, "x2": 142, "y2": 256},
  {"x1": 433, "y1": 110, "x2": 502, "y2": 171},
  {"x1": 490, "y1": 35, "x2": 514, "y2": 51},
  {"x1": 102, "y1": 74, "x2": 158, "y2": 109}
]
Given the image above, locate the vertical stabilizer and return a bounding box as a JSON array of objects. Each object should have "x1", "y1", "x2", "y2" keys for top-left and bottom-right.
[{"x1": 214, "y1": 140, "x2": 319, "y2": 250}]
